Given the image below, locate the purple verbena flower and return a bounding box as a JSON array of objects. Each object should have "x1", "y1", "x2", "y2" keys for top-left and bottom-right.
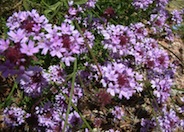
[
  {"x1": 0, "y1": 39, "x2": 10, "y2": 53},
  {"x1": 100, "y1": 62, "x2": 143, "y2": 99},
  {"x1": 7, "y1": 9, "x2": 48, "y2": 33},
  {"x1": 20, "y1": 40, "x2": 39, "y2": 56},
  {"x1": 3, "y1": 106, "x2": 30, "y2": 127},
  {"x1": 20, "y1": 66, "x2": 48, "y2": 97},
  {"x1": 43, "y1": 65, "x2": 65, "y2": 84},
  {"x1": 85, "y1": 0, "x2": 98, "y2": 8},
  {"x1": 101, "y1": 24, "x2": 136, "y2": 56},
  {"x1": 42, "y1": 22, "x2": 85, "y2": 66},
  {"x1": 157, "y1": 106, "x2": 180, "y2": 132},
  {"x1": 156, "y1": 0, "x2": 169, "y2": 8},
  {"x1": 130, "y1": 22, "x2": 148, "y2": 40},
  {"x1": 132, "y1": 0, "x2": 154, "y2": 10},
  {"x1": 140, "y1": 118, "x2": 156, "y2": 132},
  {"x1": 149, "y1": 14, "x2": 167, "y2": 33},
  {"x1": 171, "y1": 10, "x2": 183, "y2": 24},
  {"x1": 69, "y1": 111, "x2": 83, "y2": 128},
  {"x1": 8, "y1": 28, "x2": 26, "y2": 43},
  {"x1": 112, "y1": 106, "x2": 124, "y2": 120},
  {"x1": 152, "y1": 79, "x2": 171, "y2": 103}
]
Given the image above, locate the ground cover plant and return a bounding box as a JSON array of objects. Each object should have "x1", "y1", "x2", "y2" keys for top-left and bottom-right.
[{"x1": 0, "y1": 0, "x2": 184, "y2": 131}]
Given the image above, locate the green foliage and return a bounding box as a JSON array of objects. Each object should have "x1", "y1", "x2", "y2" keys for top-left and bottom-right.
[
  {"x1": 73, "y1": 0, "x2": 88, "y2": 5},
  {"x1": 0, "y1": 17, "x2": 8, "y2": 38},
  {"x1": 0, "y1": 82, "x2": 18, "y2": 109}
]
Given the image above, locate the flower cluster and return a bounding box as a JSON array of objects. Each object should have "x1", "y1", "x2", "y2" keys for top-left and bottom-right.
[
  {"x1": 43, "y1": 65, "x2": 66, "y2": 85},
  {"x1": 101, "y1": 24, "x2": 136, "y2": 57},
  {"x1": 111, "y1": 106, "x2": 125, "y2": 120},
  {"x1": 132, "y1": 0, "x2": 154, "y2": 10},
  {"x1": 157, "y1": 106, "x2": 181, "y2": 132},
  {"x1": 1, "y1": 0, "x2": 184, "y2": 131},
  {"x1": 100, "y1": 62, "x2": 143, "y2": 99},
  {"x1": 3, "y1": 107, "x2": 30, "y2": 127},
  {"x1": 19, "y1": 66, "x2": 48, "y2": 97},
  {"x1": 141, "y1": 104, "x2": 184, "y2": 132},
  {"x1": 34, "y1": 84, "x2": 83, "y2": 131},
  {"x1": 41, "y1": 22, "x2": 85, "y2": 66},
  {"x1": 171, "y1": 9, "x2": 183, "y2": 24}
]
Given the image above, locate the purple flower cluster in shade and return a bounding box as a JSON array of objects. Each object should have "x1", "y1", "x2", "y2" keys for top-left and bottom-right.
[
  {"x1": 150, "y1": 76, "x2": 173, "y2": 103},
  {"x1": 34, "y1": 83, "x2": 83, "y2": 131},
  {"x1": 132, "y1": 0, "x2": 170, "y2": 10},
  {"x1": 132, "y1": 0, "x2": 154, "y2": 10},
  {"x1": 171, "y1": 10, "x2": 183, "y2": 25},
  {"x1": 142, "y1": 1, "x2": 179, "y2": 42},
  {"x1": 141, "y1": 105, "x2": 184, "y2": 132},
  {"x1": 65, "y1": 0, "x2": 98, "y2": 23},
  {"x1": 19, "y1": 66, "x2": 48, "y2": 97},
  {"x1": 157, "y1": 106, "x2": 182, "y2": 132},
  {"x1": 100, "y1": 62, "x2": 143, "y2": 99},
  {"x1": 111, "y1": 106, "x2": 125, "y2": 120},
  {"x1": 156, "y1": 0, "x2": 169, "y2": 8},
  {"x1": 55, "y1": 83, "x2": 83, "y2": 106},
  {"x1": 140, "y1": 118, "x2": 156, "y2": 132},
  {"x1": 149, "y1": 13, "x2": 167, "y2": 31},
  {"x1": 3, "y1": 107, "x2": 30, "y2": 127},
  {"x1": 35, "y1": 102, "x2": 67, "y2": 131},
  {"x1": 148, "y1": 12, "x2": 174, "y2": 42},
  {"x1": 43, "y1": 65, "x2": 66, "y2": 85},
  {"x1": 85, "y1": 0, "x2": 98, "y2": 8}
]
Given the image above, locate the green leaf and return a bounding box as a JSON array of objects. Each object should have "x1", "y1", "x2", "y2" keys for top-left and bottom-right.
[
  {"x1": 44, "y1": 1, "x2": 62, "y2": 15},
  {"x1": 74, "y1": 0, "x2": 88, "y2": 5},
  {"x1": 23, "y1": 0, "x2": 31, "y2": 10}
]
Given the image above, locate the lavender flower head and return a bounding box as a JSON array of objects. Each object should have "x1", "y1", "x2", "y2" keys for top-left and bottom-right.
[
  {"x1": 42, "y1": 22, "x2": 85, "y2": 66},
  {"x1": 101, "y1": 24, "x2": 135, "y2": 56},
  {"x1": 157, "y1": 106, "x2": 180, "y2": 132},
  {"x1": 7, "y1": 9, "x2": 48, "y2": 32},
  {"x1": 68, "y1": 111, "x2": 83, "y2": 128},
  {"x1": 3, "y1": 106, "x2": 30, "y2": 127},
  {"x1": 140, "y1": 118, "x2": 156, "y2": 132},
  {"x1": 20, "y1": 40, "x2": 39, "y2": 56},
  {"x1": 20, "y1": 66, "x2": 48, "y2": 97},
  {"x1": 130, "y1": 22, "x2": 148, "y2": 40},
  {"x1": 85, "y1": 0, "x2": 98, "y2": 8},
  {"x1": 149, "y1": 13, "x2": 167, "y2": 33},
  {"x1": 171, "y1": 10, "x2": 183, "y2": 24},
  {"x1": 156, "y1": 0, "x2": 169, "y2": 8},
  {"x1": 100, "y1": 62, "x2": 143, "y2": 99},
  {"x1": 132, "y1": 0, "x2": 154, "y2": 10},
  {"x1": 43, "y1": 65, "x2": 65, "y2": 84},
  {"x1": 0, "y1": 39, "x2": 10, "y2": 56},
  {"x1": 36, "y1": 105, "x2": 66, "y2": 131},
  {"x1": 151, "y1": 76, "x2": 173, "y2": 103},
  {"x1": 112, "y1": 106, "x2": 124, "y2": 120}
]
